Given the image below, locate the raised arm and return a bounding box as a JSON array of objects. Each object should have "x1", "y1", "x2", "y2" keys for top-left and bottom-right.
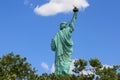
[{"x1": 69, "y1": 6, "x2": 78, "y2": 31}]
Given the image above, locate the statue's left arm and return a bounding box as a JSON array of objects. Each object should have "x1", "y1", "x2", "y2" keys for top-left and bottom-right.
[
  {"x1": 51, "y1": 39, "x2": 56, "y2": 51},
  {"x1": 69, "y1": 7, "x2": 78, "y2": 31}
]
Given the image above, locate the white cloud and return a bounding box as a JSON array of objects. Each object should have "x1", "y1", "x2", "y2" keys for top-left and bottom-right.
[
  {"x1": 70, "y1": 59, "x2": 76, "y2": 74},
  {"x1": 34, "y1": 0, "x2": 89, "y2": 16},
  {"x1": 41, "y1": 62, "x2": 49, "y2": 70},
  {"x1": 81, "y1": 69, "x2": 94, "y2": 75},
  {"x1": 51, "y1": 64, "x2": 55, "y2": 73},
  {"x1": 103, "y1": 64, "x2": 113, "y2": 68},
  {"x1": 24, "y1": 0, "x2": 29, "y2": 5},
  {"x1": 102, "y1": 64, "x2": 113, "y2": 69},
  {"x1": 24, "y1": 0, "x2": 34, "y2": 8}
]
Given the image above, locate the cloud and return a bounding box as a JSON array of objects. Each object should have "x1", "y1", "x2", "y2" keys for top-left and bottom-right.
[
  {"x1": 102, "y1": 64, "x2": 113, "y2": 68},
  {"x1": 100, "y1": 64, "x2": 113, "y2": 70},
  {"x1": 70, "y1": 59, "x2": 76, "y2": 74},
  {"x1": 24, "y1": 0, "x2": 34, "y2": 8},
  {"x1": 34, "y1": 0, "x2": 89, "y2": 16},
  {"x1": 51, "y1": 64, "x2": 55, "y2": 73},
  {"x1": 41, "y1": 62, "x2": 49, "y2": 70},
  {"x1": 24, "y1": 0, "x2": 29, "y2": 5},
  {"x1": 81, "y1": 69, "x2": 94, "y2": 75}
]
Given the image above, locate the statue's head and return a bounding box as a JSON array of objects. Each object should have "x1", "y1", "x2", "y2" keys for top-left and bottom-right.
[{"x1": 60, "y1": 22, "x2": 68, "y2": 30}]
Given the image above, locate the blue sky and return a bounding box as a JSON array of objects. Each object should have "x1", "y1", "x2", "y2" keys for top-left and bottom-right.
[{"x1": 0, "y1": 0, "x2": 120, "y2": 74}]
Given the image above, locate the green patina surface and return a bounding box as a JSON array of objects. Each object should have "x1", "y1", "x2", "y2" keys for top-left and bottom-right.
[{"x1": 51, "y1": 8, "x2": 78, "y2": 75}]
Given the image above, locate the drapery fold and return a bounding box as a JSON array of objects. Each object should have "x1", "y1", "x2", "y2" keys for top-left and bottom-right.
[{"x1": 51, "y1": 27, "x2": 73, "y2": 75}]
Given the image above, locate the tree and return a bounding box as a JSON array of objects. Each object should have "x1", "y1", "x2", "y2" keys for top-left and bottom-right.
[
  {"x1": 89, "y1": 58, "x2": 120, "y2": 80},
  {"x1": 72, "y1": 58, "x2": 87, "y2": 75},
  {"x1": 0, "y1": 53, "x2": 120, "y2": 80},
  {"x1": 37, "y1": 58, "x2": 119, "y2": 80},
  {"x1": 72, "y1": 58, "x2": 94, "y2": 80},
  {"x1": 72, "y1": 58, "x2": 120, "y2": 80},
  {"x1": 0, "y1": 52, "x2": 37, "y2": 80}
]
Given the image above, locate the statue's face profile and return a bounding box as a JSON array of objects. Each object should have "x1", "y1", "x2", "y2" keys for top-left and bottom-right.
[{"x1": 60, "y1": 22, "x2": 68, "y2": 30}]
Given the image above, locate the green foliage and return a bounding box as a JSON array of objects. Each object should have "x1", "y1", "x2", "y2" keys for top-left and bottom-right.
[
  {"x1": 72, "y1": 59, "x2": 87, "y2": 74},
  {"x1": 72, "y1": 58, "x2": 120, "y2": 80},
  {"x1": 0, "y1": 52, "x2": 36, "y2": 80},
  {"x1": 98, "y1": 67, "x2": 117, "y2": 80},
  {"x1": 89, "y1": 58, "x2": 102, "y2": 68},
  {"x1": 0, "y1": 53, "x2": 120, "y2": 80},
  {"x1": 117, "y1": 73, "x2": 120, "y2": 80},
  {"x1": 77, "y1": 74, "x2": 94, "y2": 80},
  {"x1": 89, "y1": 58, "x2": 120, "y2": 80}
]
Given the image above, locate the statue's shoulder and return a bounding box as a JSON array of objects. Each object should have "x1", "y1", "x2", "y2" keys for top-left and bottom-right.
[{"x1": 66, "y1": 27, "x2": 74, "y2": 33}]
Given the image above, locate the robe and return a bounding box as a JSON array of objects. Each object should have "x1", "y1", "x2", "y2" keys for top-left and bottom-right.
[{"x1": 51, "y1": 27, "x2": 74, "y2": 75}]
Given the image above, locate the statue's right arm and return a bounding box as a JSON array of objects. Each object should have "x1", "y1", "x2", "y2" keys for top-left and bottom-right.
[{"x1": 69, "y1": 7, "x2": 78, "y2": 31}]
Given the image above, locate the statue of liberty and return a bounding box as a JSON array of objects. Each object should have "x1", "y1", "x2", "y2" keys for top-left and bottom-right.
[{"x1": 51, "y1": 7, "x2": 78, "y2": 75}]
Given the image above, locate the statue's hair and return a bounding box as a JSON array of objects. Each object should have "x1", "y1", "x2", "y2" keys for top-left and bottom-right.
[{"x1": 60, "y1": 22, "x2": 68, "y2": 30}]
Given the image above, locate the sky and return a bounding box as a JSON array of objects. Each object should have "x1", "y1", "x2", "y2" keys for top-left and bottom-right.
[{"x1": 0, "y1": 0, "x2": 120, "y2": 75}]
